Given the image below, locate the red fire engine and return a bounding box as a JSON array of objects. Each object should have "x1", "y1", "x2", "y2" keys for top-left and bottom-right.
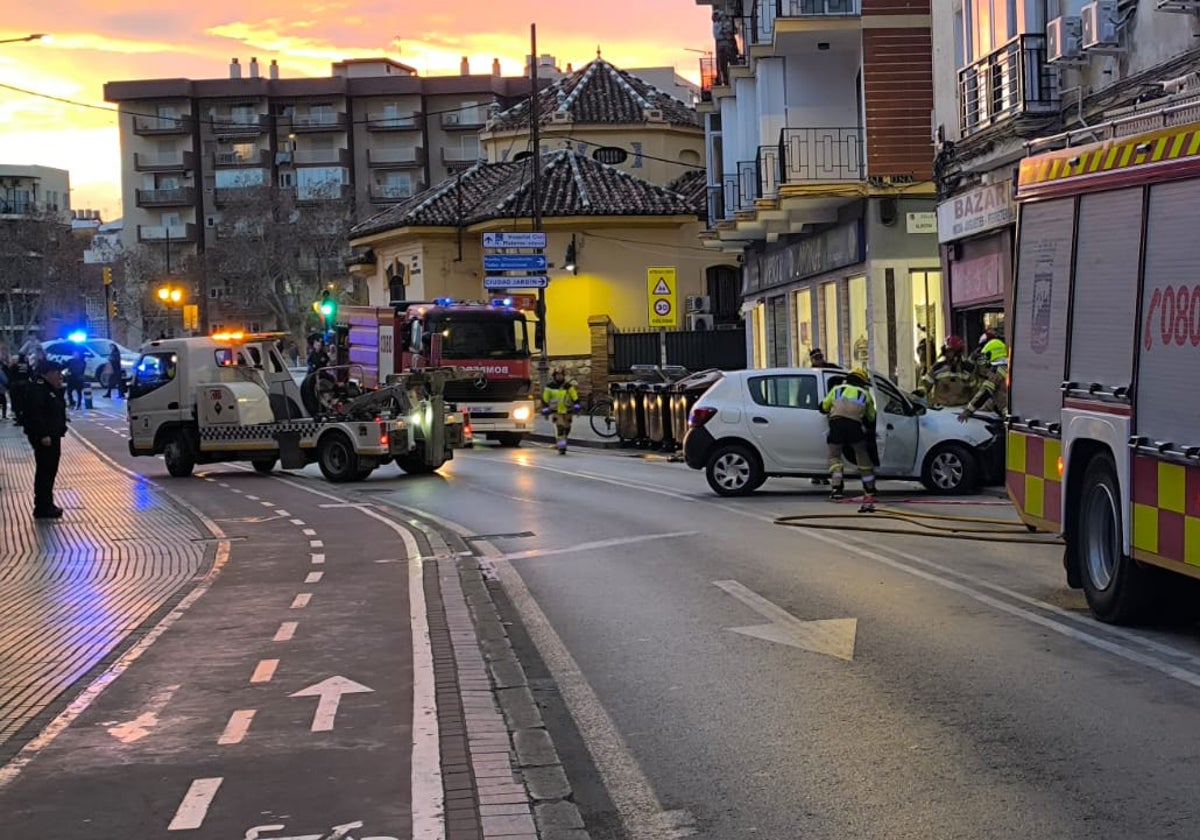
[
  {"x1": 339, "y1": 298, "x2": 536, "y2": 446},
  {"x1": 1008, "y1": 101, "x2": 1200, "y2": 623}
]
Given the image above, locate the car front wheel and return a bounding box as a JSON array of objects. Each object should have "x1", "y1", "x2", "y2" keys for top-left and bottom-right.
[
  {"x1": 920, "y1": 443, "x2": 979, "y2": 495},
  {"x1": 705, "y1": 444, "x2": 763, "y2": 497}
]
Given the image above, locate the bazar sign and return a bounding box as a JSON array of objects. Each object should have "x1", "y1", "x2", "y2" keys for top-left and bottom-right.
[{"x1": 937, "y1": 182, "x2": 1016, "y2": 243}]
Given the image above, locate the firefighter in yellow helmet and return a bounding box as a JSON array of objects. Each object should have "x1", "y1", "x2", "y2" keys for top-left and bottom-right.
[
  {"x1": 541, "y1": 367, "x2": 580, "y2": 454},
  {"x1": 820, "y1": 367, "x2": 878, "y2": 512},
  {"x1": 959, "y1": 330, "x2": 1009, "y2": 422}
]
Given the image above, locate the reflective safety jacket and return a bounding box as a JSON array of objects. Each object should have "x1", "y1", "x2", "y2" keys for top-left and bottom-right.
[
  {"x1": 821, "y1": 382, "x2": 876, "y2": 425},
  {"x1": 542, "y1": 381, "x2": 579, "y2": 415},
  {"x1": 980, "y1": 338, "x2": 1008, "y2": 368}
]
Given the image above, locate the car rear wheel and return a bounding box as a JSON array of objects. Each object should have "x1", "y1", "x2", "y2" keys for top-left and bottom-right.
[
  {"x1": 920, "y1": 443, "x2": 978, "y2": 495},
  {"x1": 705, "y1": 444, "x2": 763, "y2": 497}
]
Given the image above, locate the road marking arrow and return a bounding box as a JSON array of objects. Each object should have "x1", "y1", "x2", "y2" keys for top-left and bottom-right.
[
  {"x1": 290, "y1": 676, "x2": 374, "y2": 732},
  {"x1": 713, "y1": 580, "x2": 857, "y2": 662}
]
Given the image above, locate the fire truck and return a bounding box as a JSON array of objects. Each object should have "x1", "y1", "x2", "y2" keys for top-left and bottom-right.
[
  {"x1": 339, "y1": 298, "x2": 536, "y2": 446},
  {"x1": 1008, "y1": 100, "x2": 1200, "y2": 623}
]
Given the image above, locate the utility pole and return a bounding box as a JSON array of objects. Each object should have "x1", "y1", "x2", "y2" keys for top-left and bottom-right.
[{"x1": 530, "y1": 22, "x2": 548, "y2": 383}]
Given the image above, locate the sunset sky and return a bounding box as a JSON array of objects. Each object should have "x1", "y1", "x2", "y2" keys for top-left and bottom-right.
[{"x1": 0, "y1": 0, "x2": 711, "y2": 222}]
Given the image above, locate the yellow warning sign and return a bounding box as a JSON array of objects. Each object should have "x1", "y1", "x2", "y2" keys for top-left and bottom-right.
[{"x1": 647, "y1": 267, "x2": 677, "y2": 328}]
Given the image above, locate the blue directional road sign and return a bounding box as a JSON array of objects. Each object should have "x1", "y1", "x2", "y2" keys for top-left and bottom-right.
[
  {"x1": 484, "y1": 276, "x2": 549, "y2": 289},
  {"x1": 483, "y1": 253, "x2": 548, "y2": 271},
  {"x1": 482, "y1": 232, "x2": 547, "y2": 249}
]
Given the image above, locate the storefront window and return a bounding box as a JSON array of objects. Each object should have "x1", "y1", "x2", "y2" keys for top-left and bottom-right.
[
  {"x1": 848, "y1": 275, "x2": 868, "y2": 369},
  {"x1": 911, "y1": 269, "x2": 944, "y2": 389},
  {"x1": 820, "y1": 282, "x2": 841, "y2": 366},
  {"x1": 752, "y1": 303, "x2": 766, "y2": 368},
  {"x1": 794, "y1": 289, "x2": 814, "y2": 366}
]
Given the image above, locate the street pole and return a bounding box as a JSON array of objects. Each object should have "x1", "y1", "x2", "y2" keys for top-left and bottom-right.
[{"x1": 530, "y1": 22, "x2": 548, "y2": 383}]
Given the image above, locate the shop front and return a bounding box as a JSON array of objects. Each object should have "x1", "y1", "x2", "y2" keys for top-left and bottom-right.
[{"x1": 937, "y1": 180, "x2": 1016, "y2": 349}]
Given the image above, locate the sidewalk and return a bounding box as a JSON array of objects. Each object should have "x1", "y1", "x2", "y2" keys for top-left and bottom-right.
[
  {"x1": 524, "y1": 415, "x2": 624, "y2": 450},
  {"x1": 0, "y1": 421, "x2": 211, "y2": 759}
]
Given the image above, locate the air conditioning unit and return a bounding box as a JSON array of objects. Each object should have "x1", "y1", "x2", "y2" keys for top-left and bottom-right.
[
  {"x1": 688, "y1": 313, "x2": 715, "y2": 331},
  {"x1": 275, "y1": 151, "x2": 292, "y2": 164},
  {"x1": 1081, "y1": 0, "x2": 1121, "y2": 50},
  {"x1": 685, "y1": 294, "x2": 711, "y2": 313},
  {"x1": 1047, "y1": 16, "x2": 1084, "y2": 63},
  {"x1": 444, "y1": 113, "x2": 460, "y2": 125}
]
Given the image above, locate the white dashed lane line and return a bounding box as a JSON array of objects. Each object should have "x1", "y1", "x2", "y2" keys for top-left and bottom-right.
[
  {"x1": 309, "y1": 540, "x2": 323, "y2": 548},
  {"x1": 301, "y1": 528, "x2": 317, "y2": 537},
  {"x1": 311, "y1": 554, "x2": 325, "y2": 564},
  {"x1": 305, "y1": 572, "x2": 324, "y2": 584},
  {"x1": 249, "y1": 659, "x2": 279, "y2": 684},
  {"x1": 291, "y1": 594, "x2": 312, "y2": 609},
  {"x1": 217, "y1": 710, "x2": 256, "y2": 746},
  {"x1": 274, "y1": 622, "x2": 298, "y2": 642}
]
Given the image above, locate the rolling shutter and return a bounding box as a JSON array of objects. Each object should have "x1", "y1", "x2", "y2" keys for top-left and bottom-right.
[
  {"x1": 1010, "y1": 197, "x2": 1075, "y2": 424},
  {"x1": 1135, "y1": 179, "x2": 1200, "y2": 448},
  {"x1": 1067, "y1": 188, "x2": 1142, "y2": 390}
]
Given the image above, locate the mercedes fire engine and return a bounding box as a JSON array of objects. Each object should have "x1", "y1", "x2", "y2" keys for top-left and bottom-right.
[
  {"x1": 339, "y1": 299, "x2": 535, "y2": 446},
  {"x1": 1008, "y1": 100, "x2": 1200, "y2": 623}
]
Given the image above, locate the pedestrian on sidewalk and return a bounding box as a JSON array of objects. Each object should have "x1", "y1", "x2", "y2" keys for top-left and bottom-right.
[
  {"x1": 66, "y1": 349, "x2": 87, "y2": 410},
  {"x1": 542, "y1": 367, "x2": 579, "y2": 455},
  {"x1": 24, "y1": 359, "x2": 69, "y2": 519},
  {"x1": 102, "y1": 343, "x2": 122, "y2": 398},
  {"x1": 0, "y1": 361, "x2": 8, "y2": 420},
  {"x1": 8, "y1": 353, "x2": 32, "y2": 427}
]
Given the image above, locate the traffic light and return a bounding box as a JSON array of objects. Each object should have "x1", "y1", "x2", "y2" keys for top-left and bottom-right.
[
  {"x1": 102, "y1": 266, "x2": 113, "y2": 286},
  {"x1": 318, "y1": 289, "x2": 336, "y2": 329},
  {"x1": 108, "y1": 300, "x2": 117, "y2": 318}
]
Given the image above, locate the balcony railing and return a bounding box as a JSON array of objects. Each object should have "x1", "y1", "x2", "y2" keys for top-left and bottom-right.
[
  {"x1": 135, "y1": 187, "x2": 195, "y2": 207},
  {"x1": 777, "y1": 0, "x2": 860, "y2": 17},
  {"x1": 213, "y1": 185, "x2": 268, "y2": 207},
  {"x1": 296, "y1": 184, "x2": 352, "y2": 203},
  {"x1": 213, "y1": 149, "x2": 271, "y2": 168},
  {"x1": 366, "y1": 113, "x2": 422, "y2": 131},
  {"x1": 137, "y1": 224, "x2": 196, "y2": 243},
  {"x1": 441, "y1": 147, "x2": 482, "y2": 165},
  {"x1": 293, "y1": 148, "x2": 351, "y2": 166},
  {"x1": 959, "y1": 34, "x2": 1058, "y2": 138},
  {"x1": 290, "y1": 112, "x2": 348, "y2": 132},
  {"x1": 757, "y1": 145, "x2": 782, "y2": 198},
  {"x1": 210, "y1": 114, "x2": 268, "y2": 134},
  {"x1": 367, "y1": 147, "x2": 426, "y2": 167},
  {"x1": 778, "y1": 127, "x2": 865, "y2": 182},
  {"x1": 133, "y1": 151, "x2": 194, "y2": 172},
  {"x1": 699, "y1": 57, "x2": 717, "y2": 102},
  {"x1": 442, "y1": 111, "x2": 486, "y2": 129},
  {"x1": 133, "y1": 115, "x2": 193, "y2": 135},
  {"x1": 706, "y1": 185, "x2": 726, "y2": 227},
  {"x1": 370, "y1": 184, "x2": 421, "y2": 202}
]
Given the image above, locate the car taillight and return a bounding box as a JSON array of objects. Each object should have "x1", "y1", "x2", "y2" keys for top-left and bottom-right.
[{"x1": 689, "y1": 406, "x2": 717, "y2": 428}]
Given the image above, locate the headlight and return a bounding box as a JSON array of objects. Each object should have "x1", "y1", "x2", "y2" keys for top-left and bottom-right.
[{"x1": 512, "y1": 406, "x2": 531, "y2": 421}]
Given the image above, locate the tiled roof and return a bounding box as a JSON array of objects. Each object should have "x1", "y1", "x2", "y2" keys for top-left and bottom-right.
[
  {"x1": 666, "y1": 169, "x2": 707, "y2": 217},
  {"x1": 351, "y1": 150, "x2": 699, "y2": 239},
  {"x1": 487, "y1": 58, "x2": 700, "y2": 131}
]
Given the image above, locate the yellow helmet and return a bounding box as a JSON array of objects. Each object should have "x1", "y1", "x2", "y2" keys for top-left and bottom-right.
[{"x1": 850, "y1": 367, "x2": 870, "y2": 384}]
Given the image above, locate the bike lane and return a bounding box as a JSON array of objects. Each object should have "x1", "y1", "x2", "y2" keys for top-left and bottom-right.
[{"x1": 0, "y1": 451, "x2": 419, "y2": 838}]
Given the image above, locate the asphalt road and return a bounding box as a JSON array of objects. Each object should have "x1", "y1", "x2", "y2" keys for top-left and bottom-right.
[{"x1": 337, "y1": 438, "x2": 1200, "y2": 840}]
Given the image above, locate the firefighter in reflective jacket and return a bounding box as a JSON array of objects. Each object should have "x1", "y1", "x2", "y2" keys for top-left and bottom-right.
[
  {"x1": 542, "y1": 368, "x2": 580, "y2": 454},
  {"x1": 820, "y1": 368, "x2": 878, "y2": 511},
  {"x1": 921, "y1": 335, "x2": 976, "y2": 408},
  {"x1": 959, "y1": 332, "x2": 1009, "y2": 422}
]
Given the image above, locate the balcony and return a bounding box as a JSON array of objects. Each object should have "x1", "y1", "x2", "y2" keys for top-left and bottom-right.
[
  {"x1": 133, "y1": 151, "x2": 194, "y2": 172},
  {"x1": 366, "y1": 112, "x2": 422, "y2": 131},
  {"x1": 757, "y1": 145, "x2": 782, "y2": 198},
  {"x1": 367, "y1": 147, "x2": 426, "y2": 168},
  {"x1": 211, "y1": 114, "x2": 268, "y2": 135},
  {"x1": 441, "y1": 147, "x2": 481, "y2": 166},
  {"x1": 213, "y1": 186, "x2": 268, "y2": 207},
  {"x1": 369, "y1": 183, "x2": 423, "y2": 203},
  {"x1": 295, "y1": 184, "x2": 352, "y2": 204},
  {"x1": 289, "y1": 112, "x2": 348, "y2": 132},
  {"x1": 135, "y1": 187, "x2": 196, "y2": 208},
  {"x1": 213, "y1": 149, "x2": 271, "y2": 168},
  {"x1": 700, "y1": 57, "x2": 717, "y2": 102},
  {"x1": 292, "y1": 148, "x2": 351, "y2": 166},
  {"x1": 133, "y1": 115, "x2": 194, "y2": 135},
  {"x1": 958, "y1": 34, "x2": 1058, "y2": 138},
  {"x1": 776, "y1": 0, "x2": 860, "y2": 18},
  {"x1": 778, "y1": 126, "x2": 864, "y2": 183},
  {"x1": 137, "y1": 224, "x2": 196, "y2": 243},
  {"x1": 441, "y1": 110, "x2": 486, "y2": 130}
]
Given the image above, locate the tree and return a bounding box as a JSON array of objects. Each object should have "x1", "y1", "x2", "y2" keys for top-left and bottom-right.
[
  {"x1": 202, "y1": 181, "x2": 355, "y2": 342},
  {"x1": 0, "y1": 211, "x2": 85, "y2": 351},
  {"x1": 118, "y1": 241, "x2": 202, "y2": 344}
]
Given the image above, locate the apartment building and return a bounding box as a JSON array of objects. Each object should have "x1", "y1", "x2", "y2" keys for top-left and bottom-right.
[
  {"x1": 103, "y1": 57, "x2": 538, "y2": 331},
  {"x1": 932, "y1": 0, "x2": 1200, "y2": 345},
  {"x1": 698, "y1": 0, "x2": 942, "y2": 389},
  {"x1": 0, "y1": 164, "x2": 70, "y2": 222}
]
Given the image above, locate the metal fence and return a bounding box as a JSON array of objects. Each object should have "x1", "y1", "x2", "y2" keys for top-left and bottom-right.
[
  {"x1": 958, "y1": 34, "x2": 1058, "y2": 137},
  {"x1": 612, "y1": 328, "x2": 747, "y2": 374}
]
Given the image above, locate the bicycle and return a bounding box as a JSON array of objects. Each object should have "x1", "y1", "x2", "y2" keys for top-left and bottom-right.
[{"x1": 587, "y1": 393, "x2": 618, "y2": 439}]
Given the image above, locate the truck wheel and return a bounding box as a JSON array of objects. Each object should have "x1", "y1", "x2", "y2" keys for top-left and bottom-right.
[
  {"x1": 252, "y1": 459, "x2": 276, "y2": 474},
  {"x1": 396, "y1": 454, "x2": 444, "y2": 475},
  {"x1": 495, "y1": 433, "x2": 524, "y2": 448},
  {"x1": 1072, "y1": 451, "x2": 1153, "y2": 625},
  {"x1": 354, "y1": 466, "x2": 375, "y2": 481},
  {"x1": 318, "y1": 432, "x2": 359, "y2": 483},
  {"x1": 163, "y1": 431, "x2": 196, "y2": 478}
]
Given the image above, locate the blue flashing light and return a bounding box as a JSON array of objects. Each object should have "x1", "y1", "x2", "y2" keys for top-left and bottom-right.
[
  {"x1": 433, "y1": 297, "x2": 455, "y2": 306},
  {"x1": 490, "y1": 297, "x2": 514, "y2": 308},
  {"x1": 68, "y1": 330, "x2": 87, "y2": 343}
]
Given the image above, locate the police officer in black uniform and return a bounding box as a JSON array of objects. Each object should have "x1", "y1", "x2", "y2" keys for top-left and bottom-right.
[{"x1": 24, "y1": 359, "x2": 69, "y2": 519}]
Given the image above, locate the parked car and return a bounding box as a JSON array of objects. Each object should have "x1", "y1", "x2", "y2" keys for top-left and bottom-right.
[
  {"x1": 682, "y1": 367, "x2": 1003, "y2": 496},
  {"x1": 40, "y1": 338, "x2": 139, "y2": 385}
]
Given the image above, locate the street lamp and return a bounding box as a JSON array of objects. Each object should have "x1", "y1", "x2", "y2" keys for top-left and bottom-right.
[
  {"x1": 0, "y1": 34, "x2": 47, "y2": 44},
  {"x1": 156, "y1": 284, "x2": 186, "y2": 336}
]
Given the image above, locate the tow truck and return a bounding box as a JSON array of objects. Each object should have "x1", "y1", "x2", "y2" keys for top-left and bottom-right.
[
  {"x1": 127, "y1": 331, "x2": 464, "y2": 481},
  {"x1": 338, "y1": 298, "x2": 536, "y2": 446}
]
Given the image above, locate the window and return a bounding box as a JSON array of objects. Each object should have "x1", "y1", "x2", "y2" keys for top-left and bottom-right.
[
  {"x1": 849, "y1": 275, "x2": 869, "y2": 368},
  {"x1": 911, "y1": 269, "x2": 944, "y2": 390},
  {"x1": 747, "y1": 374, "x2": 820, "y2": 409},
  {"x1": 424, "y1": 314, "x2": 529, "y2": 359},
  {"x1": 130, "y1": 353, "x2": 178, "y2": 398},
  {"x1": 820, "y1": 281, "x2": 841, "y2": 365},
  {"x1": 592, "y1": 146, "x2": 628, "y2": 165},
  {"x1": 794, "y1": 288, "x2": 814, "y2": 365},
  {"x1": 279, "y1": 171, "x2": 296, "y2": 189}
]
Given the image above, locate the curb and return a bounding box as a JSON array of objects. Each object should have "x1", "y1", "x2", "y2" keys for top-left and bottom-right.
[
  {"x1": 524, "y1": 433, "x2": 621, "y2": 451},
  {"x1": 416, "y1": 521, "x2": 592, "y2": 840}
]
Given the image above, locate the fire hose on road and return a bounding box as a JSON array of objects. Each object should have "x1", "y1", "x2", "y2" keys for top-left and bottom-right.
[{"x1": 774, "y1": 507, "x2": 1062, "y2": 545}]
